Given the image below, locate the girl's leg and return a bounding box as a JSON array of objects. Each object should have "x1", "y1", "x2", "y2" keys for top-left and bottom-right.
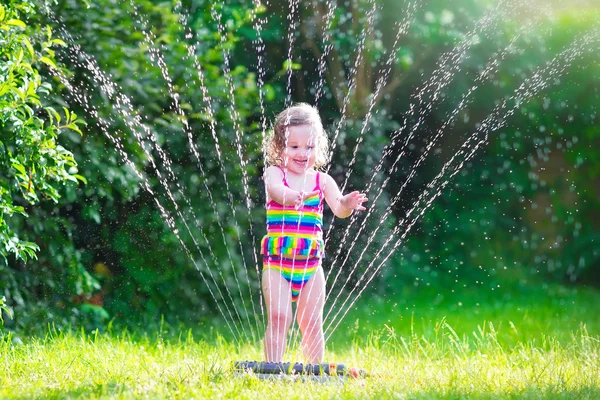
[
  {"x1": 296, "y1": 266, "x2": 325, "y2": 363},
  {"x1": 262, "y1": 268, "x2": 293, "y2": 362}
]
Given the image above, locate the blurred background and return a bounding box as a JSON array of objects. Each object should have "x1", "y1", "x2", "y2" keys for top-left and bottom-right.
[{"x1": 1, "y1": 0, "x2": 599, "y2": 337}]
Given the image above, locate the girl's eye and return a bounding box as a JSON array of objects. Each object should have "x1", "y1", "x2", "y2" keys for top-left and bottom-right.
[{"x1": 291, "y1": 145, "x2": 298, "y2": 149}]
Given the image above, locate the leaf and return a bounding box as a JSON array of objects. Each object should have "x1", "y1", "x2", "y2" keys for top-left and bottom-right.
[
  {"x1": 12, "y1": 162, "x2": 26, "y2": 176},
  {"x1": 256, "y1": 4, "x2": 267, "y2": 14},
  {"x1": 23, "y1": 38, "x2": 35, "y2": 58},
  {"x1": 0, "y1": 83, "x2": 9, "y2": 97},
  {"x1": 39, "y1": 57, "x2": 56, "y2": 69},
  {"x1": 282, "y1": 59, "x2": 301, "y2": 71},
  {"x1": 13, "y1": 87, "x2": 26, "y2": 102},
  {"x1": 51, "y1": 38, "x2": 67, "y2": 47},
  {"x1": 65, "y1": 123, "x2": 82, "y2": 135},
  {"x1": 26, "y1": 80, "x2": 36, "y2": 97},
  {"x1": 79, "y1": 304, "x2": 109, "y2": 320},
  {"x1": 74, "y1": 174, "x2": 87, "y2": 184},
  {"x1": 46, "y1": 107, "x2": 61, "y2": 125},
  {"x1": 6, "y1": 19, "x2": 26, "y2": 28},
  {"x1": 0, "y1": 296, "x2": 14, "y2": 323},
  {"x1": 63, "y1": 107, "x2": 71, "y2": 123}
]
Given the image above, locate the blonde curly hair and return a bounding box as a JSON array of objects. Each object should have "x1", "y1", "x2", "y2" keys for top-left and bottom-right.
[{"x1": 263, "y1": 103, "x2": 330, "y2": 169}]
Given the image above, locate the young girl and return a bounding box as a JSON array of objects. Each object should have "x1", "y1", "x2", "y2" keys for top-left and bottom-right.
[{"x1": 261, "y1": 103, "x2": 367, "y2": 363}]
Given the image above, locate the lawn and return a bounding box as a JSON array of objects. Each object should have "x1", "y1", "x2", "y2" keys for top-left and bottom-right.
[{"x1": 1, "y1": 283, "x2": 599, "y2": 399}]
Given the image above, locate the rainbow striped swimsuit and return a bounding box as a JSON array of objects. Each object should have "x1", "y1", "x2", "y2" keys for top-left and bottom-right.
[{"x1": 261, "y1": 168, "x2": 324, "y2": 302}]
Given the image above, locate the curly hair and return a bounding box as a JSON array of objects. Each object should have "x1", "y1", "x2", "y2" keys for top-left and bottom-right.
[{"x1": 263, "y1": 103, "x2": 330, "y2": 169}]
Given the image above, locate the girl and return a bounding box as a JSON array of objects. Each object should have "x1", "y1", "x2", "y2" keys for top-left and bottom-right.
[{"x1": 261, "y1": 103, "x2": 368, "y2": 363}]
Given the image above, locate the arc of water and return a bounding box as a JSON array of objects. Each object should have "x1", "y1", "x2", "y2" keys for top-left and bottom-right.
[
  {"x1": 174, "y1": 1, "x2": 264, "y2": 339},
  {"x1": 50, "y1": 68, "x2": 243, "y2": 345},
  {"x1": 141, "y1": 37, "x2": 258, "y2": 343},
  {"x1": 322, "y1": 28, "x2": 574, "y2": 342},
  {"x1": 209, "y1": 2, "x2": 262, "y2": 266},
  {"x1": 249, "y1": 0, "x2": 269, "y2": 139},
  {"x1": 285, "y1": 0, "x2": 301, "y2": 107},
  {"x1": 309, "y1": 23, "x2": 598, "y2": 356},
  {"x1": 207, "y1": 1, "x2": 268, "y2": 337},
  {"x1": 47, "y1": 10, "x2": 251, "y2": 341},
  {"x1": 322, "y1": 4, "x2": 418, "y2": 295},
  {"x1": 319, "y1": 3, "x2": 379, "y2": 312},
  {"x1": 245, "y1": 0, "x2": 273, "y2": 338},
  {"x1": 361, "y1": 0, "x2": 516, "y2": 200},
  {"x1": 324, "y1": 0, "x2": 377, "y2": 172},
  {"x1": 249, "y1": 0, "x2": 270, "y2": 333},
  {"x1": 61, "y1": 48, "x2": 250, "y2": 341},
  {"x1": 250, "y1": 0, "x2": 271, "y2": 337},
  {"x1": 312, "y1": 0, "x2": 337, "y2": 106},
  {"x1": 288, "y1": 2, "x2": 418, "y2": 355},
  {"x1": 323, "y1": 0, "x2": 518, "y2": 300},
  {"x1": 317, "y1": 31, "x2": 600, "y2": 344},
  {"x1": 322, "y1": 0, "x2": 507, "y2": 260},
  {"x1": 323, "y1": 5, "x2": 552, "y2": 313},
  {"x1": 122, "y1": 2, "x2": 259, "y2": 342},
  {"x1": 337, "y1": 1, "x2": 420, "y2": 195}
]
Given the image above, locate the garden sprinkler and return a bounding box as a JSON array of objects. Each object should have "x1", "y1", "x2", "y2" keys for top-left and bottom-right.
[{"x1": 233, "y1": 361, "x2": 367, "y2": 381}]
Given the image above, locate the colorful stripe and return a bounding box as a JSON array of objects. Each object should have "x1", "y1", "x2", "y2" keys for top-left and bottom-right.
[
  {"x1": 261, "y1": 189, "x2": 325, "y2": 257},
  {"x1": 263, "y1": 256, "x2": 320, "y2": 302},
  {"x1": 261, "y1": 236, "x2": 324, "y2": 257}
]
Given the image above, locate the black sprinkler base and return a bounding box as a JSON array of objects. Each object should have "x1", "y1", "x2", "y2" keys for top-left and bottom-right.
[{"x1": 234, "y1": 361, "x2": 366, "y2": 381}]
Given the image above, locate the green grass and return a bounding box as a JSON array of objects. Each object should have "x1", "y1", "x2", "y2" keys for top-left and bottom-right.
[{"x1": 1, "y1": 284, "x2": 599, "y2": 399}]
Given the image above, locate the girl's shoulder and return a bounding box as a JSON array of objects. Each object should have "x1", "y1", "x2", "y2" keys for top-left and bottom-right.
[
  {"x1": 316, "y1": 170, "x2": 334, "y2": 183},
  {"x1": 264, "y1": 165, "x2": 285, "y2": 178},
  {"x1": 315, "y1": 171, "x2": 340, "y2": 192},
  {"x1": 317, "y1": 170, "x2": 332, "y2": 179}
]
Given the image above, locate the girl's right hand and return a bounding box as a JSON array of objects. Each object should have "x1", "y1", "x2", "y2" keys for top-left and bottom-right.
[{"x1": 294, "y1": 190, "x2": 320, "y2": 209}]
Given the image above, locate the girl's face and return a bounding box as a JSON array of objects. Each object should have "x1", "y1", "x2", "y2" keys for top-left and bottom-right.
[{"x1": 283, "y1": 124, "x2": 318, "y2": 174}]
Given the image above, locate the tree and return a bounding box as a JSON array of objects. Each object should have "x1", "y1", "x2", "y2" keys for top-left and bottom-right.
[{"x1": 0, "y1": 1, "x2": 84, "y2": 264}]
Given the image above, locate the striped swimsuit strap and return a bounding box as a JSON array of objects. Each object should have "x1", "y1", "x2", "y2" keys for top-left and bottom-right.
[{"x1": 269, "y1": 166, "x2": 323, "y2": 211}]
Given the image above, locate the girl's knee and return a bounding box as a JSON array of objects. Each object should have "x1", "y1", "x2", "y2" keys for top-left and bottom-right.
[
  {"x1": 268, "y1": 310, "x2": 292, "y2": 330},
  {"x1": 298, "y1": 316, "x2": 323, "y2": 334}
]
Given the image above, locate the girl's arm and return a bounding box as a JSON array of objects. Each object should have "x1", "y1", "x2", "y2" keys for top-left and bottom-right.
[
  {"x1": 264, "y1": 166, "x2": 318, "y2": 207},
  {"x1": 321, "y1": 172, "x2": 367, "y2": 218}
]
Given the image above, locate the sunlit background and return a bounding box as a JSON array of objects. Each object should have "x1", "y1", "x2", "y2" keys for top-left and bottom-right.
[{"x1": 2, "y1": 0, "x2": 599, "y2": 350}]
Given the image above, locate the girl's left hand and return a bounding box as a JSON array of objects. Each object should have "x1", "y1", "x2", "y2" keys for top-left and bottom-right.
[{"x1": 340, "y1": 191, "x2": 368, "y2": 211}]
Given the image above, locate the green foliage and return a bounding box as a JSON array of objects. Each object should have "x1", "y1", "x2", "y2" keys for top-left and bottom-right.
[
  {"x1": 2, "y1": 0, "x2": 599, "y2": 336},
  {"x1": 0, "y1": 0, "x2": 99, "y2": 333},
  {"x1": 0, "y1": 296, "x2": 13, "y2": 326},
  {"x1": 1, "y1": 0, "x2": 272, "y2": 332},
  {"x1": 390, "y1": 8, "x2": 600, "y2": 290},
  {"x1": 0, "y1": 0, "x2": 84, "y2": 264}
]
